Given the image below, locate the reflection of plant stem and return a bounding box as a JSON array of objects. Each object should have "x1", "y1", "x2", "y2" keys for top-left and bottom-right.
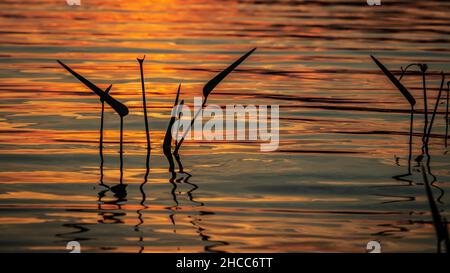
[
  {"x1": 174, "y1": 153, "x2": 184, "y2": 173},
  {"x1": 421, "y1": 165, "x2": 449, "y2": 253},
  {"x1": 135, "y1": 149, "x2": 150, "y2": 253},
  {"x1": 169, "y1": 172, "x2": 178, "y2": 207},
  {"x1": 184, "y1": 173, "x2": 204, "y2": 206},
  {"x1": 426, "y1": 148, "x2": 444, "y2": 204},
  {"x1": 168, "y1": 171, "x2": 178, "y2": 233}
]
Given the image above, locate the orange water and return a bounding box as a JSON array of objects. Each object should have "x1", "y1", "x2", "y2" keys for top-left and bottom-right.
[{"x1": 0, "y1": 0, "x2": 449, "y2": 252}]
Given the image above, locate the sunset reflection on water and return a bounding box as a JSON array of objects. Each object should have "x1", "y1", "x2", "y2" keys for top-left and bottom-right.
[{"x1": 0, "y1": 0, "x2": 450, "y2": 252}]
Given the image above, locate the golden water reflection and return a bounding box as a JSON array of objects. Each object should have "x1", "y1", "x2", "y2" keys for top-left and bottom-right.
[{"x1": 0, "y1": 0, "x2": 450, "y2": 252}]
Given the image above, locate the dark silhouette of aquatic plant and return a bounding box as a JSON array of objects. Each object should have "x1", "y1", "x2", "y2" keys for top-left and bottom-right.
[
  {"x1": 99, "y1": 85, "x2": 112, "y2": 186},
  {"x1": 137, "y1": 56, "x2": 151, "y2": 151},
  {"x1": 57, "y1": 61, "x2": 129, "y2": 117},
  {"x1": 163, "y1": 84, "x2": 182, "y2": 155},
  {"x1": 371, "y1": 56, "x2": 416, "y2": 107},
  {"x1": 445, "y1": 81, "x2": 449, "y2": 149},
  {"x1": 100, "y1": 84, "x2": 112, "y2": 145},
  {"x1": 425, "y1": 72, "x2": 445, "y2": 146},
  {"x1": 57, "y1": 60, "x2": 129, "y2": 186},
  {"x1": 371, "y1": 55, "x2": 416, "y2": 176},
  {"x1": 373, "y1": 57, "x2": 447, "y2": 208},
  {"x1": 398, "y1": 62, "x2": 429, "y2": 143},
  {"x1": 173, "y1": 48, "x2": 257, "y2": 155},
  {"x1": 420, "y1": 64, "x2": 429, "y2": 143}
]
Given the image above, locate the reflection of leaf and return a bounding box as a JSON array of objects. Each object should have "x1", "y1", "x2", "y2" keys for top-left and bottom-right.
[
  {"x1": 57, "y1": 60, "x2": 129, "y2": 117},
  {"x1": 371, "y1": 55, "x2": 416, "y2": 107},
  {"x1": 203, "y1": 48, "x2": 257, "y2": 103}
]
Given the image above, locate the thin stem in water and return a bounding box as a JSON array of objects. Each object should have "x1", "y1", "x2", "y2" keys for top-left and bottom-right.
[
  {"x1": 99, "y1": 101, "x2": 105, "y2": 183},
  {"x1": 445, "y1": 82, "x2": 449, "y2": 148},
  {"x1": 422, "y1": 70, "x2": 429, "y2": 144},
  {"x1": 425, "y1": 72, "x2": 445, "y2": 145},
  {"x1": 120, "y1": 116, "x2": 124, "y2": 184},
  {"x1": 408, "y1": 106, "x2": 414, "y2": 174},
  {"x1": 174, "y1": 100, "x2": 205, "y2": 155},
  {"x1": 138, "y1": 56, "x2": 151, "y2": 150}
]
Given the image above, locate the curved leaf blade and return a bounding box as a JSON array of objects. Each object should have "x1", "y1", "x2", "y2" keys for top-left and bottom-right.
[
  {"x1": 371, "y1": 55, "x2": 416, "y2": 107},
  {"x1": 57, "y1": 60, "x2": 129, "y2": 117}
]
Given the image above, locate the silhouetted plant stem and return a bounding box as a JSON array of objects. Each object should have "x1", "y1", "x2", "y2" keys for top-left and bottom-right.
[
  {"x1": 57, "y1": 61, "x2": 129, "y2": 188},
  {"x1": 421, "y1": 66, "x2": 429, "y2": 144},
  {"x1": 164, "y1": 147, "x2": 176, "y2": 173},
  {"x1": 99, "y1": 85, "x2": 112, "y2": 149},
  {"x1": 391, "y1": 107, "x2": 415, "y2": 183},
  {"x1": 99, "y1": 85, "x2": 112, "y2": 185},
  {"x1": 100, "y1": 99, "x2": 106, "y2": 183},
  {"x1": 162, "y1": 85, "x2": 183, "y2": 173},
  {"x1": 163, "y1": 84, "x2": 181, "y2": 153},
  {"x1": 407, "y1": 106, "x2": 414, "y2": 174},
  {"x1": 371, "y1": 56, "x2": 417, "y2": 175},
  {"x1": 397, "y1": 62, "x2": 429, "y2": 144},
  {"x1": 100, "y1": 101, "x2": 105, "y2": 145},
  {"x1": 425, "y1": 72, "x2": 445, "y2": 145},
  {"x1": 120, "y1": 116, "x2": 124, "y2": 184},
  {"x1": 137, "y1": 56, "x2": 151, "y2": 150},
  {"x1": 174, "y1": 100, "x2": 184, "y2": 148},
  {"x1": 446, "y1": 82, "x2": 449, "y2": 148},
  {"x1": 173, "y1": 100, "x2": 205, "y2": 155}
]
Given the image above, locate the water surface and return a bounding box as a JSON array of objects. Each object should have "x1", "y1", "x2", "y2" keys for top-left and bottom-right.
[{"x1": 1, "y1": 0, "x2": 450, "y2": 252}]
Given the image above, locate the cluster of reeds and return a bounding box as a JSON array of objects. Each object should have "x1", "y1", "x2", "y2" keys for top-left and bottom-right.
[
  {"x1": 371, "y1": 55, "x2": 449, "y2": 252},
  {"x1": 57, "y1": 48, "x2": 256, "y2": 177}
]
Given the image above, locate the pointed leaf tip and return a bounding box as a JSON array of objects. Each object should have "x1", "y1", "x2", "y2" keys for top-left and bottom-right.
[{"x1": 202, "y1": 47, "x2": 257, "y2": 99}]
